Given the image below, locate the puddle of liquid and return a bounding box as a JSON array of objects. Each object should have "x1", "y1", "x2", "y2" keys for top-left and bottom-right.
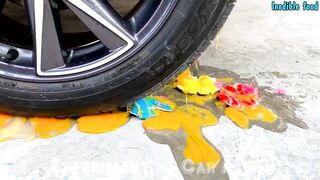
[
  {"x1": 0, "y1": 112, "x2": 130, "y2": 142},
  {"x1": 0, "y1": 117, "x2": 35, "y2": 142},
  {"x1": 187, "y1": 94, "x2": 217, "y2": 106},
  {"x1": 145, "y1": 65, "x2": 308, "y2": 179},
  {"x1": 224, "y1": 107, "x2": 250, "y2": 128},
  {"x1": 77, "y1": 112, "x2": 129, "y2": 134},
  {"x1": 243, "y1": 105, "x2": 277, "y2": 123},
  {"x1": 219, "y1": 105, "x2": 277, "y2": 129},
  {"x1": 0, "y1": 114, "x2": 12, "y2": 128},
  {"x1": 29, "y1": 117, "x2": 73, "y2": 138},
  {"x1": 0, "y1": 65, "x2": 308, "y2": 180},
  {"x1": 144, "y1": 105, "x2": 220, "y2": 167},
  {"x1": 0, "y1": 116, "x2": 73, "y2": 141}
]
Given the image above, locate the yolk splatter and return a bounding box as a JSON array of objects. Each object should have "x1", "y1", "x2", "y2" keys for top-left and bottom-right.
[
  {"x1": 143, "y1": 111, "x2": 181, "y2": 131},
  {"x1": 224, "y1": 107, "x2": 249, "y2": 129},
  {"x1": 188, "y1": 94, "x2": 217, "y2": 106},
  {"x1": 217, "y1": 77, "x2": 234, "y2": 83},
  {"x1": 215, "y1": 101, "x2": 227, "y2": 109},
  {"x1": 224, "y1": 105, "x2": 278, "y2": 129},
  {"x1": 243, "y1": 105, "x2": 277, "y2": 123},
  {"x1": 29, "y1": 117, "x2": 72, "y2": 138},
  {"x1": 77, "y1": 112, "x2": 129, "y2": 134},
  {"x1": 0, "y1": 117, "x2": 35, "y2": 142},
  {"x1": 143, "y1": 105, "x2": 220, "y2": 168},
  {"x1": 0, "y1": 113, "x2": 12, "y2": 128}
]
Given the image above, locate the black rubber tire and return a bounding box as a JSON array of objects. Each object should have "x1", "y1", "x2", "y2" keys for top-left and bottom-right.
[{"x1": 0, "y1": 0, "x2": 236, "y2": 117}]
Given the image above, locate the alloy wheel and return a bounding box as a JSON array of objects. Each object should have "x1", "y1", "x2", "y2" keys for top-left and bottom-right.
[{"x1": 0, "y1": 0, "x2": 177, "y2": 81}]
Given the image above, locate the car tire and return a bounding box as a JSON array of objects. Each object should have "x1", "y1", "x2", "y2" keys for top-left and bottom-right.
[{"x1": 0, "y1": 0, "x2": 236, "y2": 117}]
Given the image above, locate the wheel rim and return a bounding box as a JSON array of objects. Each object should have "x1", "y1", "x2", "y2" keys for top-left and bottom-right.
[{"x1": 0, "y1": 0, "x2": 177, "y2": 82}]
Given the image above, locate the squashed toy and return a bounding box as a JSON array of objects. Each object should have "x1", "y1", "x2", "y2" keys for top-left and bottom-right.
[
  {"x1": 175, "y1": 69, "x2": 220, "y2": 95},
  {"x1": 129, "y1": 96, "x2": 175, "y2": 119},
  {"x1": 216, "y1": 83, "x2": 277, "y2": 128},
  {"x1": 217, "y1": 83, "x2": 260, "y2": 109}
]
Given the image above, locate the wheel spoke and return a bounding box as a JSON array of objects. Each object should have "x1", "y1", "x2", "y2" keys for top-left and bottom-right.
[
  {"x1": 25, "y1": 0, "x2": 65, "y2": 75},
  {"x1": 0, "y1": 0, "x2": 176, "y2": 80},
  {"x1": 63, "y1": 0, "x2": 135, "y2": 50},
  {"x1": 129, "y1": 0, "x2": 161, "y2": 32}
]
